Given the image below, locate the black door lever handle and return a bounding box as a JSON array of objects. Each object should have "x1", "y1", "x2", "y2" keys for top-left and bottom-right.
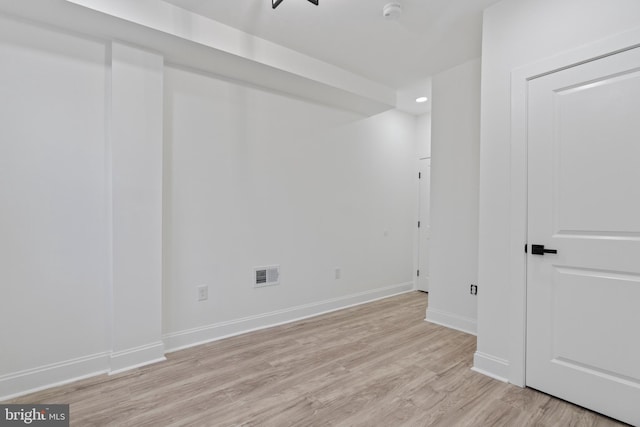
[{"x1": 531, "y1": 244, "x2": 558, "y2": 255}]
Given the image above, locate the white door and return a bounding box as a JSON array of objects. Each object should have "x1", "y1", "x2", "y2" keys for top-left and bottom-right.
[
  {"x1": 417, "y1": 158, "x2": 431, "y2": 292},
  {"x1": 526, "y1": 46, "x2": 640, "y2": 425}
]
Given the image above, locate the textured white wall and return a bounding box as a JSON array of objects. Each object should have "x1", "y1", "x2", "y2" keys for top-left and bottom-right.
[
  {"x1": 162, "y1": 65, "x2": 417, "y2": 346},
  {"x1": 426, "y1": 58, "x2": 481, "y2": 334},
  {"x1": 0, "y1": 16, "x2": 109, "y2": 385},
  {"x1": 477, "y1": 0, "x2": 640, "y2": 380},
  {"x1": 109, "y1": 42, "x2": 165, "y2": 371}
]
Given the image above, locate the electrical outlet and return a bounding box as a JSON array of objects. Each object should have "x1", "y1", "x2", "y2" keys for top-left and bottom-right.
[
  {"x1": 197, "y1": 285, "x2": 208, "y2": 301},
  {"x1": 470, "y1": 284, "x2": 478, "y2": 295},
  {"x1": 335, "y1": 268, "x2": 341, "y2": 280}
]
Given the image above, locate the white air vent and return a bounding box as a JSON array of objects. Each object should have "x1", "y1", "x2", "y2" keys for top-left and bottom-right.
[{"x1": 253, "y1": 265, "x2": 280, "y2": 288}]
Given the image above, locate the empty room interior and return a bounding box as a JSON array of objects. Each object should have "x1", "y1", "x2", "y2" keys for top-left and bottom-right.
[{"x1": 1, "y1": 0, "x2": 640, "y2": 425}]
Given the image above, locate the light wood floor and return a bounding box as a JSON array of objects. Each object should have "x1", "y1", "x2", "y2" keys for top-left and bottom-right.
[{"x1": 5, "y1": 292, "x2": 627, "y2": 426}]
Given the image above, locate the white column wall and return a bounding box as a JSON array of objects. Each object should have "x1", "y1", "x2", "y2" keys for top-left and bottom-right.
[
  {"x1": 426, "y1": 58, "x2": 481, "y2": 335},
  {"x1": 109, "y1": 42, "x2": 165, "y2": 372},
  {"x1": 0, "y1": 16, "x2": 110, "y2": 396}
]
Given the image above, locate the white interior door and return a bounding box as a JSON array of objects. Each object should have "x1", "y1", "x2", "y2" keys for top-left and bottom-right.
[
  {"x1": 526, "y1": 46, "x2": 640, "y2": 425},
  {"x1": 417, "y1": 158, "x2": 431, "y2": 292}
]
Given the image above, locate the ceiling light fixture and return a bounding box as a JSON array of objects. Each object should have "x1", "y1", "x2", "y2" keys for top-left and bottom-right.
[
  {"x1": 416, "y1": 96, "x2": 428, "y2": 103},
  {"x1": 272, "y1": 0, "x2": 318, "y2": 9}
]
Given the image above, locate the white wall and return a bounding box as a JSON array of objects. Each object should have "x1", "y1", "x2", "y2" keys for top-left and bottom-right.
[
  {"x1": 109, "y1": 42, "x2": 165, "y2": 372},
  {"x1": 416, "y1": 113, "x2": 431, "y2": 159},
  {"x1": 477, "y1": 0, "x2": 640, "y2": 381},
  {"x1": 426, "y1": 58, "x2": 481, "y2": 334},
  {"x1": 0, "y1": 12, "x2": 420, "y2": 398},
  {"x1": 162, "y1": 65, "x2": 417, "y2": 349},
  {"x1": 0, "y1": 16, "x2": 110, "y2": 394}
]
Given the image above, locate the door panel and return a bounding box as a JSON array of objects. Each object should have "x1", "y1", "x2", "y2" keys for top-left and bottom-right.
[
  {"x1": 552, "y1": 266, "x2": 640, "y2": 380},
  {"x1": 555, "y1": 68, "x2": 640, "y2": 233},
  {"x1": 526, "y1": 46, "x2": 640, "y2": 426}
]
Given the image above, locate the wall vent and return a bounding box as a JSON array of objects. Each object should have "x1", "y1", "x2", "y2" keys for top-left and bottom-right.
[{"x1": 253, "y1": 265, "x2": 280, "y2": 288}]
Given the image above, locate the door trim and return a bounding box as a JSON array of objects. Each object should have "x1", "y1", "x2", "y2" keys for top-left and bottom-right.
[
  {"x1": 508, "y1": 26, "x2": 640, "y2": 387},
  {"x1": 416, "y1": 157, "x2": 431, "y2": 293}
]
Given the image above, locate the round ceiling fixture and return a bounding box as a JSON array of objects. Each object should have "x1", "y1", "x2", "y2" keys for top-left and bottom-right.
[
  {"x1": 383, "y1": 2, "x2": 402, "y2": 20},
  {"x1": 416, "y1": 96, "x2": 428, "y2": 103}
]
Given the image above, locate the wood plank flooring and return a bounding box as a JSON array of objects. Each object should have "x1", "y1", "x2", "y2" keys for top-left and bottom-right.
[{"x1": 5, "y1": 292, "x2": 627, "y2": 426}]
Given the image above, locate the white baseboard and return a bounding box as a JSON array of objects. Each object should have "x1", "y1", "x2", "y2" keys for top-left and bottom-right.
[
  {"x1": 0, "y1": 352, "x2": 109, "y2": 401},
  {"x1": 425, "y1": 307, "x2": 477, "y2": 335},
  {"x1": 472, "y1": 351, "x2": 510, "y2": 383},
  {"x1": 109, "y1": 341, "x2": 166, "y2": 375},
  {"x1": 163, "y1": 282, "x2": 414, "y2": 353}
]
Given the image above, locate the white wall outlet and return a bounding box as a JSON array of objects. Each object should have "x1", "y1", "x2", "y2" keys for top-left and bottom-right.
[
  {"x1": 335, "y1": 268, "x2": 341, "y2": 280},
  {"x1": 197, "y1": 285, "x2": 208, "y2": 301}
]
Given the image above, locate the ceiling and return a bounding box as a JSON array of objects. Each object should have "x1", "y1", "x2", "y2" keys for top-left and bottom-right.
[{"x1": 164, "y1": 0, "x2": 500, "y2": 113}]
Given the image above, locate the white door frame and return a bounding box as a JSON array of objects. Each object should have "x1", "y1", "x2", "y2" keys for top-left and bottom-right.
[
  {"x1": 416, "y1": 157, "x2": 431, "y2": 292},
  {"x1": 508, "y1": 27, "x2": 640, "y2": 387}
]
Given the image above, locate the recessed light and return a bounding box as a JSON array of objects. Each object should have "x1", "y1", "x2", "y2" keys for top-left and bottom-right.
[{"x1": 416, "y1": 96, "x2": 428, "y2": 103}]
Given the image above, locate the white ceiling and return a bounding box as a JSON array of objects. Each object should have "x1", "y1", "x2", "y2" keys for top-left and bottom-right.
[{"x1": 164, "y1": 0, "x2": 500, "y2": 113}]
